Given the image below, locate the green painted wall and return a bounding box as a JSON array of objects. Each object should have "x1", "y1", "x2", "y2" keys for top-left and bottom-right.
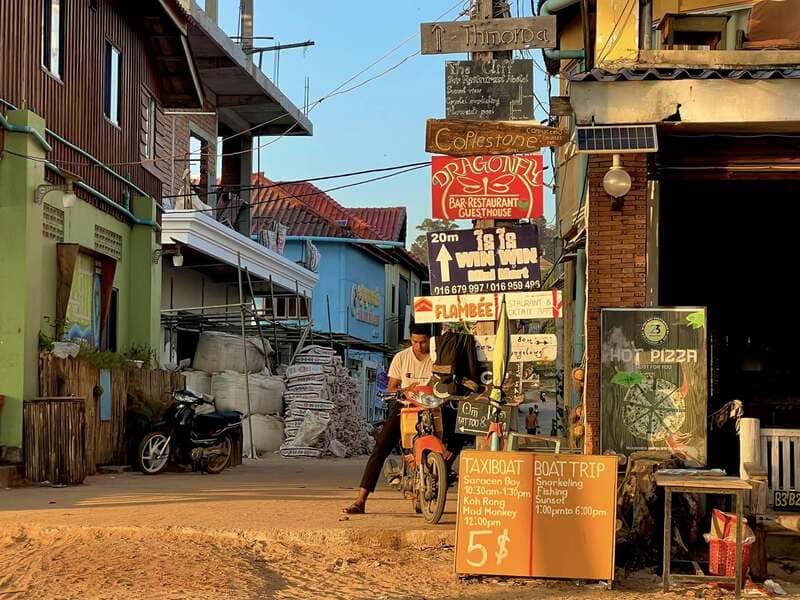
[
  {"x1": 0, "y1": 109, "x2": 162, "y2": 453},
  {"x1": 0, "y1": 111, "x2": 46, "y2": 451}
]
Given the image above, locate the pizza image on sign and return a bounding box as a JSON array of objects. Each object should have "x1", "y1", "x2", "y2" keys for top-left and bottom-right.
[{"x1": 431, "y1": 154, "x2": 544, "y2": 220}]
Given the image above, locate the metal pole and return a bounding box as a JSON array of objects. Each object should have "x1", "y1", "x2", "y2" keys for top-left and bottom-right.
[
  {"x1": 269, "y1": 275, "x2": 279, "y2": 364},
  {"x1": 245, "y1": 267, "x2": 271, "y2": 374},
  {"x1": 237, "y1": 252, "x2": 257, "y2": 460},
  {"x1": 326, "y1": 294, "x2": 334, "y2": 348}
]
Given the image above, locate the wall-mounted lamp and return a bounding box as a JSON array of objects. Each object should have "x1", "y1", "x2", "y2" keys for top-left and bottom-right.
[
  {"x1": 34, "y1": 171, "x2": 81, "y2": 209},
  {"x1": 153, "y1": 238, "x2": 185, "y2": 267},
  {"x1": 602, "y1": 154, "x2": 632, "y2": 210}
]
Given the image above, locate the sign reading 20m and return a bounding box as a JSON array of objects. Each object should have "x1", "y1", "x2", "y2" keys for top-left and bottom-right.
[{"x1": 427, "y1": 225, "x2": 541, "y2": 296}]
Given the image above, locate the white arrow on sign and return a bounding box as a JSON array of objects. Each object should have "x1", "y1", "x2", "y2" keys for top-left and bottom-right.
[
  {"x1": 431, "y1": 23, "x2": 444, "y2": 52},
  {"x1": 436, "y1": 245, "x2": 453, "y2": 282}
]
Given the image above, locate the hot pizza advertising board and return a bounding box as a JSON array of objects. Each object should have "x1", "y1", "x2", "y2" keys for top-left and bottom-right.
[{"x1": 431, "y1": 154, "x2": 544, "y2": 220}]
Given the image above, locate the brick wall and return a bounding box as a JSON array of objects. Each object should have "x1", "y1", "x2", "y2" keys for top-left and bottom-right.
[{"x1": 584, "y1": 154, "x2": 648, "y2": 453}]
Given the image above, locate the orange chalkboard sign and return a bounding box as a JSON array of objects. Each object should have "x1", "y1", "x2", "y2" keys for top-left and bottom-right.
[{"x1": 455, "y1": 451, "x2": 618, "y2": 580}]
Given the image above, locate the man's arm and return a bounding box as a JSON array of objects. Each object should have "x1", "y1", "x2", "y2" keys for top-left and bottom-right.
[{"x1": 387, "y1": 377, "x2": 402, "y2": 393}]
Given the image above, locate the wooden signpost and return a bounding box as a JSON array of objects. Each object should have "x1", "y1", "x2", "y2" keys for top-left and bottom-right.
[
  {"x1": 455, "y1": 451, "x2": 618, "y2": 580},
  {"x1": 446, "y1": 60, "x2": 534, "y2": 121},
  {"x1": 421, "y1": 16, "x2": 556, "y2": 55},
  {"x1": 426, "y1": 119, "x2": 570, "y2": 156}
]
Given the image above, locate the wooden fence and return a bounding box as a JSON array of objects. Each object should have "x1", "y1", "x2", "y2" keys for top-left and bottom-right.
[{"x1": 38, "y1": 353, "x2": 184, "y2": 474}]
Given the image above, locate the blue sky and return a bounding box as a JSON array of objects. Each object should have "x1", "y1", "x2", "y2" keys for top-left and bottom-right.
[{"x1": 213, "y1": 1, "x2": 555, "y2": 244}]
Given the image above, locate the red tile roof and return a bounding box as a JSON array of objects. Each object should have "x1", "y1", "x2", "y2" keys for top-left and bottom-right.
[{"x1": 348, "y1": 207, "x2": 407, "y2": 242}]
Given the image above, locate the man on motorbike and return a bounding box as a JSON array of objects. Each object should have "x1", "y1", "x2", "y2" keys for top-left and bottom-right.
[{"x1": 343, "y1": 323, "x2": 462, "y2": 515}]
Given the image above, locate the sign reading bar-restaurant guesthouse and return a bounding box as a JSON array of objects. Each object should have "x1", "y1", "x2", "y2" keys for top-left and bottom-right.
[{"x1": 431, "y1": 155, "x2": 544, "y2": 220}]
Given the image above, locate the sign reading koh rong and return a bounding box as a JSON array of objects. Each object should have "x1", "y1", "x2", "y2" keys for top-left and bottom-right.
[
  {"x1": 456, "y1": 451, "x2": 617, "y2": 579},
  {"x1": 427, "y1": 225, "x2": 541, "y2": 295},
  {"x1": 413, "y1": 291, "x2": 562, "y2": 324},
  {"x1": 432, "y1": 155, "x2": 543, "y2": 220},
  {"x1": 446, "y1": 60, "x2": 534, "y2": 121}
]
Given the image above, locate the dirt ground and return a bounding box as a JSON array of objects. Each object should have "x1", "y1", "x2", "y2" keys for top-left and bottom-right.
[{"x1": 1, "y1": 457, "x2": 798, "y2": 600}]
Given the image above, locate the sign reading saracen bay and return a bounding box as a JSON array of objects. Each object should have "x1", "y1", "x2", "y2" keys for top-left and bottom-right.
[
  {"x1": 431, "y1": 154, "x2": 544, "y2": 220},
  {"x1": 600, "y1": 308, "x2": 708, "y2": 465},
  {"x1": 426, "y1": 225, "x2": 541, "y2": 295}
]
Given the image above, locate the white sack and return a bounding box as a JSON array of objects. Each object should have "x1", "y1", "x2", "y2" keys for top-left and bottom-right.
[{"x1": 212, "y1": 371, "x2": 285, "y2": 416}]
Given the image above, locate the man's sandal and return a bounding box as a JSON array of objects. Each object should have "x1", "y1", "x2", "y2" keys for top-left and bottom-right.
[{"x1": 342, "y1": 503, "x2": 365, "y2": 515}]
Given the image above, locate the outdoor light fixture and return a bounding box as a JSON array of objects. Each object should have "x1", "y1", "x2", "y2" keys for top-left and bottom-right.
[
  {"x1": 34, "y1": 171, "x2": 81, "y2": 208},
  {"x1": 602, "y1": 154, "x2": 632, "y2": 210},
  {"x1": 172, "y1": 246, "x2": 184, "y2": 268}
]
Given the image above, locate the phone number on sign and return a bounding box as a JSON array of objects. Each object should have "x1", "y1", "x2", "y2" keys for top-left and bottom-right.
[{"x1": 433, "y1": 280, "x2": 540, "y2": 296}]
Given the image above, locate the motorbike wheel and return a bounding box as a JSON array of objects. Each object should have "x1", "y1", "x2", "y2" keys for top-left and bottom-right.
[
  {"x1": 204, "y1": 434, "x2": 232, "y2": 474},
  {"x1": 138, "y1": 432, "x2": 170, "y2": 475},
  {"x1": 420, "y1": 452, "x2": 448, "y2": 525}
]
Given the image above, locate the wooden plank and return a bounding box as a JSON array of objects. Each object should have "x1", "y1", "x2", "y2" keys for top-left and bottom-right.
[
  {"x1": 549, "y1": 96, "x2": 573, "y2": 117},
  {"x1": 655, "y1": 474, "x2": 751, "y2": 491},
  {"x1": 771, "y1": 436, "x2": 780, "y2": 490},
  {"x1": 420, "y1": 16, "x2": 556, "y2": 55},
  {"x1": 781, "y1": 437, "x2": 791, "y2": 491},
  {"x1": 637, "y1": 49, "x2": 800, "y2": 69},
  {"x1": 426, "y1": 118, "x2": 569, "y2": 156}
]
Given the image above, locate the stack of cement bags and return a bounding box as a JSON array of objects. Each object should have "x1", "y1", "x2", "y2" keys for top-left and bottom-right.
[
  {"x1": 280, "y1": 345, "x2": 370, "y2": 458},
  {"x1": 186, "y1": 331, "x2": 285, "y2": 456}
]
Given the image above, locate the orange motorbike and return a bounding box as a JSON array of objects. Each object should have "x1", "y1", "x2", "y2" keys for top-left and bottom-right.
[{"x1": 385, "y1": 385, "x2": 451, "y2": 524}]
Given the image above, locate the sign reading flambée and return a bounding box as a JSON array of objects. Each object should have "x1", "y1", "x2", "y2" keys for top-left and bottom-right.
[
  {"x1": 427, "y1": 225, "x2": 541, "y2": 295},
  {"x1": 426, "y1": 119, "x2": 570, "y2": 157},
  {"x1": 421, "y1": 16, "x2": 556, "y2": 55},
  {"x1": 455, "y1": 451, "x2": 617, "y2": 580},
  {"x1": 431, "y1": 155, "x2": 544, "y2": 220},
  {"x1": 446, "y1": 60, "x2": 534, "y2": 121},
  {"x1": 413, "y1": 291, "x2": 562, "y2": 324}
]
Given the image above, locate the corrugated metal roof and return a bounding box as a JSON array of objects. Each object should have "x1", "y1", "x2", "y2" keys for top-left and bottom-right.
[
  {"x1": 569, "y1": 68, "x2": 800, "y2": 82},
  {"x1": 349, "y1": 207, "x2": 407, "y2": 242}
]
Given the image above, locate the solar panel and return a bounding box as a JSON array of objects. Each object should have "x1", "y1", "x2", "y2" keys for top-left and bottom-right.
[{"x1": 575, "y1": 124, "x2": 658, "y2": 154}]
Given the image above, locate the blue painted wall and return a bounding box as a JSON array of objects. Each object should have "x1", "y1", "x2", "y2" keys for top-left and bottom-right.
[{"x1": 285, "y1": 240, "x2": 385, "y2": 344}]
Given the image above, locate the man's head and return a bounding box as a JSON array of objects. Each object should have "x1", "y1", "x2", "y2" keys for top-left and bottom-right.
[{"x1": 409, "y1": 323, "x2": 431, "y2": 358}]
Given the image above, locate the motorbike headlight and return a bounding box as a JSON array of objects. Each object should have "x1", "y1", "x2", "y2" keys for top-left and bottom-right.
[{"x1": 417, "y1": 394, "x2": 444, "y2": 409}]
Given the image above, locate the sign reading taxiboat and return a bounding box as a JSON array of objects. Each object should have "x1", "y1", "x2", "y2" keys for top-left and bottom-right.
[
  {"x1": 413, "y1": 291, "x2": 562, "y2": 324},
  {"x1": 427, "y1": 224, "x2": 541, "y2": 295},
  {"x1": 432, "y1": 155, "x2": 544, "y2": 220},
  {"x1": 455, "y1": 451, "x2": 617, "y2": 580}
]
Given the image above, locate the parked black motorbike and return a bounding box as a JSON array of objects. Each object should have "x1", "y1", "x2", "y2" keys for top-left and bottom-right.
[{"x1": 137, "y1": 389, "x2": 242, "y2": 475}]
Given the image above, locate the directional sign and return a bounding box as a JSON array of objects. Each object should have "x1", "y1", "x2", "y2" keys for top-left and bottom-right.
[
  {"x1": 446, "y1": 60, "x2": 533, "y2": 121},
  {"x1": 421, "y1": 16, "x2": 556, "y2": 55},
  {"x1": 475, "y1": 334, "x2": 557, "y2": 363},
  {"x1": 413, "y1": 290, "x2": 563, "y2": 324},
  {"x1": 427, "y1": 225, "x2": 541, "y2": 296},
  {"x1": 431, "y1": 154, "x2": 544, "y2": 220},
  {"x1": 426, "y1": 119, "x2": 570, "y2": 157},
  {"x1": 456, "y1": 399, "x2": 513, "y2": 436}
]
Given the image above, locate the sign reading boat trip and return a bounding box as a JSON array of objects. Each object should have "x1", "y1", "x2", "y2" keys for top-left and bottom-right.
[
  {"x1": 600, "y1": 308, "x2": 708, "y2": 466},
  {"x1": 431, "y1": 155, "x2": 544, "y2": 220},
  {"x1": 455, "y1": 451, "x2": 617, "y2": 579},
  {"x1": 426, "y1": 119, "x2": 570, "y2": 157},
  {"x1": 414, "y1": 291, "x2": 562, "y2": 324},
  {"x1": 446, "y1": 60, "x2": 533, "y2": 121},
  {"x1": 420, "y1": 16, "x2": 556, "y2": 55},
  {"x1": 427, "y1": 225, "x2": 541, "y2": 295}
]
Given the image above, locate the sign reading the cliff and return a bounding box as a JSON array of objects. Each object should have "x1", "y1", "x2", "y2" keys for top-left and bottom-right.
[{"x1": 431, "y1": 155, "x2": 544, "y2": 220}]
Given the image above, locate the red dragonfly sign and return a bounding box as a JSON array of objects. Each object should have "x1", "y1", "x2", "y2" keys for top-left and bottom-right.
[{"x1": 431, "y1": 154, "x2": 544, "y2": 220}]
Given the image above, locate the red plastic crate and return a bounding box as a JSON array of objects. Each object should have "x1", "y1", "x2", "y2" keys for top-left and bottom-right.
[{"x1": 709, "y1": 538, "x2": 752, "y2": 584}]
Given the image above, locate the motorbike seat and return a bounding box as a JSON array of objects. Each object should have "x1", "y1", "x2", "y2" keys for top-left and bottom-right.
[{"x1": 195, "y1": 411, "x2": 242, "y2": 427}]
